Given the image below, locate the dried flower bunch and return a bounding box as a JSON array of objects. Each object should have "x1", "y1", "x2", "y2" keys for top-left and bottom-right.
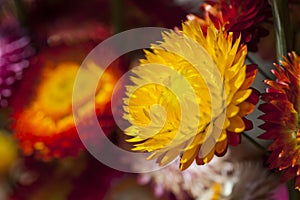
[{"x1": 0, "y1": 0, "x2": 299, "y2": 199}]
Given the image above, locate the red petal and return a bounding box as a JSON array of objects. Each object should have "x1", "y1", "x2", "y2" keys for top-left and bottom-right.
[
  {"x1": 258, "y1": 103, "x2": 277, "y2": 113},
  {"x1": 246, "y1": 88, "x2": 260, "y2": 105},
  {"x1": 227, "y1": 131, "x2": 241, "y2": 146},
  {"x1": 243, "y1": 117, "x2": 253, "y2": 130},
  {"x1": 258, "y1": 113, "x2": 285, "y2": 124},
  {"x1": 267, "y1": 149, "x2": 281, "y2": 164},
  {"x1": 281, "y1": 167, "x2": 298, "y2": 182},
  {"x1": 261, "y1": 93, "x2": 288, "y2": 102},
  {"x1": 266, "y1": 88, "x2": 283, "y2": 94},
  {"x1": 259, "y1": 123, "x2": 281, "y2": 131}
]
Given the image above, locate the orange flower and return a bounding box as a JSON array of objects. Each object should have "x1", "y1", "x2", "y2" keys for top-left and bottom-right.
[
  {"x1": 11, "y1": 44, "x2": 119, "y2": 160},
  {"x1": 259, "y1": 51, "x2": 300, "y2": 190}
]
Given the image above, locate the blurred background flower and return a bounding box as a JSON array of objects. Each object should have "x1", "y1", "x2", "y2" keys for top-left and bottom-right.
[
  {"x1": 0, "y1": 15, "x2": 34, "y2": 108},
  {"x1": 136, "y1": 144, "x2": 282, "y2": 200},
  {"x1": 10, "y1": 42, "x2": 121, "y2": 160}
]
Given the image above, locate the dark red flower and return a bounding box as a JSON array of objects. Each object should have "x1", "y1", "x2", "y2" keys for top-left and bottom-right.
[
  {"x1": 259, "y1": 51, "x2": 300, "y2": 190},
  {"x1": 200, "y1": 0, "x2": 272, "y2": 51}
]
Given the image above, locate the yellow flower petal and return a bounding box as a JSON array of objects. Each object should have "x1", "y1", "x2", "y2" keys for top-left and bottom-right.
[{"x1": 227, "y1": 115, "x2": 245, "y2": 133}]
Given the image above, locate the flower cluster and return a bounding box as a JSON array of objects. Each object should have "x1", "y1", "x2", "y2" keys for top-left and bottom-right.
[{"x1": 0, "y1": 0, "x2": 299, "y2": 199}]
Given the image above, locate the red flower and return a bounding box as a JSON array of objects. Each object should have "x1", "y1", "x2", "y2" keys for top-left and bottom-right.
[
  {"x1": 11, "y1": 43, "x2": 120, "y2": 160},
  {"x1": 259, "y1": 51, "x2": 300, "y2": 190},
  {"x1": 198, "y1": 0, "x2": 272, "y2": 51}
]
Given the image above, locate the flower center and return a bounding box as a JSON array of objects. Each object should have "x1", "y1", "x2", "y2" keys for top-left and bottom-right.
[{"x1": 35, "y1": 62, "x2": 79, "y2": 120}]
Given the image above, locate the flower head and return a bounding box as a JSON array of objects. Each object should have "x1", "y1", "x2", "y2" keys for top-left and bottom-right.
[
  {"x1": 11, "y1": 44, "x2": 119, "y2": 160},
  {"x1": 123, "y1": 19, "x2": 258, "y2": 170},
  {"x1": 138, "y1": 157, "x2": 236, "y2": 200},
  {"x1": 137, "y1": 153, "x2": 280, "y2": 200},
  {"x1": 259, "y1": 51, "x2": 300, "y2": 190},
  {"x1": 197, "y1": 0, "x2": 272, "y2": 51},
  {"x1": 0, "y1": 22, "x2": 34, "y2": 107}
]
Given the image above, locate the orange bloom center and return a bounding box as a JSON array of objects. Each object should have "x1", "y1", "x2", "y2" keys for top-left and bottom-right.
[
  {"x1": 36, "y1": 63, "x2": 78, "y2": 121},
  {"x1": 17, "y1": 61, "x2": 116, "y2": 136}
]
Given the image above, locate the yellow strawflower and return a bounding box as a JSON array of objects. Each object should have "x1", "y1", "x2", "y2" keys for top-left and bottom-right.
[{"x1": 124, "y1": 19, "x2": 258, "y2": 170}]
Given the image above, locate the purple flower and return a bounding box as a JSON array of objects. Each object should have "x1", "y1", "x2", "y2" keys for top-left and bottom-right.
[{"x1": 0, "y1": 22, "x2": 34, "y2": 107}]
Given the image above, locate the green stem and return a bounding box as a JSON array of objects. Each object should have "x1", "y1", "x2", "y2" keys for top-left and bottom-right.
[
  {"x1": 269, "y1": 0, "x2": 292, "y2": 60},
  {"x1": 241, "y1": 132, "x2": 270, "y2": 156},
  {"x1": 109, "y1": 0, "x2": 125, "y2": 33}
]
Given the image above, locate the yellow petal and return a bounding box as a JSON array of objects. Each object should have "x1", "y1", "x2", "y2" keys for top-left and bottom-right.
[
  {"x1": 231, "y1": 89, "x2": 252, "y2": 105},
  {"x1": 227, "y1": 115, "x2": 245, "y2": 133},
  {"x1": 180, "y1": 134, "x2": 204, "y2": 164},
  {"x1": 226, "y1": 104, "x2": 240, "y2": 118},
  {"x1": 238, "y1": 101, "x2": 255, "y2": 117},
  {"x1": 196, "y1": 145, "x2": 215, "y2": 165},
  {"x1": 215, "y1": 138, "x2": 227, "y2": 155}
]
